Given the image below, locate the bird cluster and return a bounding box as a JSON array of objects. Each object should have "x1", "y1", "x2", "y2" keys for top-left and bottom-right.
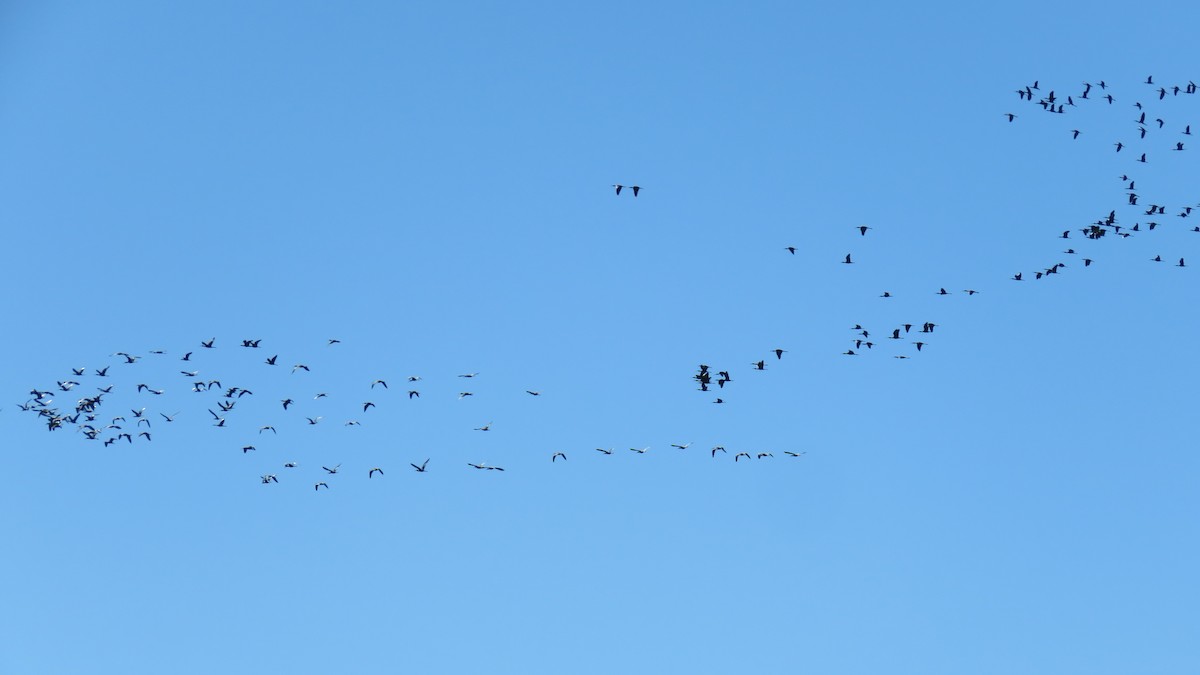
[
  {"x1": 16, "y1": 335, "x2": 806, "y2": 491},
  {"x1": 1005, "y1": 76, "x2": 1197, "y2": 278}
]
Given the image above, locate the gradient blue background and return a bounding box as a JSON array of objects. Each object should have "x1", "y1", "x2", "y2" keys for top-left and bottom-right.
[{"x1": 3, "y1": 2, "x2": 1198, "y2": 673}]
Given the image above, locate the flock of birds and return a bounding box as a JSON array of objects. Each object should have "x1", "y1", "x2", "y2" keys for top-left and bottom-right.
[
  {"x1": 16, "y1": 335, "x2": 805, "y2": 491},
  {"x1": 1003, "y1": 75, "x2": 1199, "y2": 275},
  {"x1": 17, "y1": 76, "x2": 1198, "y2": 490}
]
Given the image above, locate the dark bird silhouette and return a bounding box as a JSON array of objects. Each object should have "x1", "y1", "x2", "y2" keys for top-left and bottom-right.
[
  {"x1": 1072, "y1": 129, "x2": 1080, "y2": 139},
  {"x1": 785, "y1": 246, "x2": 796, "y2": 255},
  {"x1": 858, "y1": 226, "x2": 871, "y2": 236},
  {"x1": 322, "y1": 464, "x2": 341, "y2": 474},
  {"x1": 201, "y1": 338, "x2": 215, "y2": 349},
  {"x1": 842, "y1": 254, "x2": 853, "y2": 264},
  {"x1": 551, "y1": 452, "x2": 566, "y2": 462},
  {"x1": 265, "y1": 355, "x2": 277, "y2": 365},
  {"x1": 369, "y1": 467, "x2": 384, "y2": 478},
  {"x1": 1004, "y1": 113, "x2": 1016, "y2": 122},
  {"x1": 774, "y1": 349, "x2": 786, "y2": 360},
  {"x1": 315, "y1": 482, "x2": 329, "y2": 491}
]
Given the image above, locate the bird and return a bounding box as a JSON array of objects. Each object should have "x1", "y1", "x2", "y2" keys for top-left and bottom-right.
[
  {"x1": 842, "y1": 253, "x2": 853, "y2": 264},
  {"x1": 411, "y1": 459, "x2": 429, "y2": 472},
  {"x1": 773, "y1": 349, "x2": 786, "y2": 360},
  {"x1": 369, "y1": 467, "x2": 384, "y2": 478},
  {"x1": 306, "y1": 416, "x2": 323, "y2": 425},
  {"x1": 259, "y1": 425, "x2": 276, "y2": 434},
  {"x1": 1179, "y1": 258, "x2": 1187, "y2": 267},
  {"x1": 408, "y1": 390, "x2": 420, "y2": 399},
  {"x1": 629, "y1": 447, "x2": 649, "y2": 454},
  {"x1": 670, "y1": 442, "x2": 692, "y2": 450},
  {"x1": 784, "y1": 451, "x2": 806, "y2": 457},
  {"x1": 314, "y1": 482, "x2": 329, "y2": 491},
  {"x1": 963, "y1": 289, "x2": 979, "y2": 295},
  {"x1": 595, "y1": 448, "x2": 614, "y2": 455},
  {"x1": 327, "y1": 338, "x2": 341, "y2": 345},
  {"x1": 1072, "y1": 129, "x2": 1080, "y2": 139},
  {"x1": 261, "y1": 474, "x2": 278, "y2": 484},
  {"x1": 525, "y1": 390, "x2": 541, "y2": 396},
  {"x1": 160, "y1": 412, "x2": 180, "y2": 422},
  {"x1": 281, "y1": 398, "x2": 294, "y2": 410},
  {"x1": 292, "y1": 364, "x2": 310, "y2": 373},
  {"x1": 1004, "y1": 113, "x2": 1016, "y2": 122},
  {"x1": 458, "y1": 373, "x2": 478, "y2": 378},
  {"x1": 1012, "y1": 273, "x2": 1022, "y2": 281},
  {"x1": 551, "y1": 452, "x2": 566, "y2": 462},
  {"x1": 265, "y1": 355, "x2": 278, "y2": 365},
  {"x1": 362, "y1": 402, "x2": 375, "y2": 412},
  {"x1": 201, "y1": 338, "x2": 215, "y2": 349},
  {"x1": 857, "y1": 225, "x2": 871, "y2": 236},
  {"x1": 785, "y1": 246, "x2": 796, "y2": 255},
  {"x1": 458, "y1": 392, "x2": 474, "y2": 399},
  {"x1": 936, "y1": 288, "x2": 950, "y2": 295},
  {"x1": 734, "y1": 452, "x2": 751, "y2": 462},
  {"x1": 474, "y1": 422, "x2": 492, "y2": 431},
  {"x1": 467, "y1": 462, "x2": 504, "y2": 471},
  {"x1": 322, "y1": 464, "x2": 341, "y2": 474},
  {"x1": 371, "y1": 379, "x2": 388, "y2": 389},
  {"x1": 242, "y1": 445, "x2": 256, "y2": 454},
  {"x1": 752, "y1": 360, "x2": 765, "y2": 370},
  {"x1": 613, "y1": 184, "x2": 624, "y2": 195},
  {"x1": 630, "y1": 185, "x2": 641, "y2": 196},
  {"x1": 711, "y1": 446, "x2": 727, "y2": 457}
]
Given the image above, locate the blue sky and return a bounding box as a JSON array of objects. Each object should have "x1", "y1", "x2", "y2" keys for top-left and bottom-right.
[{"x1": 3, "y1": 2, "x2": 1199, "y2": 673}]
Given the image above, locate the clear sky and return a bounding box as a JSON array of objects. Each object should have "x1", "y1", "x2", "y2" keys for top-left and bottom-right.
[{"x1": 3, "y1": 2, "x2": 1199, "y2": 673}]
